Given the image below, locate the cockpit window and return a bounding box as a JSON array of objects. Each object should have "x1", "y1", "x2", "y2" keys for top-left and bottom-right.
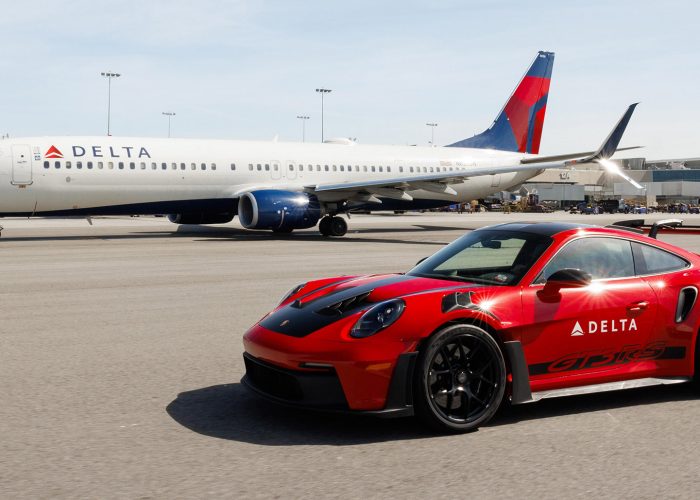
[{"x1": 407, "y1": 230, "x2": 552, "y2": 285}]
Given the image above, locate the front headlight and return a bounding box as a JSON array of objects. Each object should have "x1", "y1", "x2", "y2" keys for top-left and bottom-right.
[
  {"x1": 350, "y1": 299, "x2": 405, "y2": 338},
  {"x1": 279, "y1": 283, "x2": 306, "y2": 305}
]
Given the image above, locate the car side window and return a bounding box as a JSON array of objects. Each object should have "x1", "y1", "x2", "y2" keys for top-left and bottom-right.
[
  {"x1": 536, "y1": 237, "x2": 635, "y2": 283},
  {"x1": 632, "y1": 242, "x2": 689, "y2": 275}
]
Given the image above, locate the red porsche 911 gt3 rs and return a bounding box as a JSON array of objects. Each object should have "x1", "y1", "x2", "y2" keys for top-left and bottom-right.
[{"x1": 241, "y1": 221, "x2": 700, "y2": 432}]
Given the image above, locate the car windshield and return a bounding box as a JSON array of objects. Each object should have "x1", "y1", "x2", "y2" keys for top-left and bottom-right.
[{"x1": 407, "y1": 230, "x2": 552, "y2": 286}]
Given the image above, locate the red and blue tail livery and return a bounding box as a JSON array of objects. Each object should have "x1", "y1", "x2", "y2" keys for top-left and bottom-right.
[{"x1": 449, "y1": 51, "x2": 554, "y2": 154}]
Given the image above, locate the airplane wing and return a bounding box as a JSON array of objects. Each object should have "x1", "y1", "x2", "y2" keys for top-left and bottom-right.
[{"x1": 307, "y1": 104, "x2": 641, "y2": 201}]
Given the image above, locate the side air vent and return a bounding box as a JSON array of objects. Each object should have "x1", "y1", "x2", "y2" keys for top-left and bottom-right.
[
  {"x1": 676, "y1": 286, "x2": 698, "y2": 323},
  {"x1": 316, "y1": 292, "x2": 372, "y2": 316}
]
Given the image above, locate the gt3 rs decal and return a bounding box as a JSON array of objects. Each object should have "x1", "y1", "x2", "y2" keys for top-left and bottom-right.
[{"x1": 528, "y1": 342, "x2": 686, "y2": 376}]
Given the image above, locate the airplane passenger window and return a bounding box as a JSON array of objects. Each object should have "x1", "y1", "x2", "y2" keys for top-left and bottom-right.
[
  {"x1": 77, "y1": 162, "x2": 82, "y2": 169},
  {"x1": 339, "y1": 165, "x2": 344, "y2": 171},
  {"x1": 66, "y1": 161, "x2": 72, "y2": 169},
  {"x1": 55, "y1": 161, "x2": 60, "y2": 168},
  {"x1": 98, "y1": 162, "x2": 104, "y2": 169},
  {"x1": 399, "y1": 167, "x2": 403, "y2": 173},
  {"x1": 409, "y1": 167, "x2": 414, "y2": 172},
  {"x1": 273, "y1": 164, "x2": 279, "y2": 171},
  {"x1": 388, "y1": 167, "x2": 392, "y2": 172},
  {"x1": 258, "y1": 164, "x2": 263, "y2": 171},
  {"x1": 371, "y1": 166, "x2": 376, "y2": 172},
  {"x1": 265, "y1": 164, "x2": 270, "y2": 171},
  {"x1": 363, "y1": 166, "x2": 367, "y2": 172},
  {"x1": 211, "y1": 164, "x2": 216, "y2": 171},
  {"x1": 138, "y1": 162, "x2": 144, "y2": 170},
  {"x1": 230, "y1": 163, "x2": 236, "y2": 170},
  {"x1": 44, "y1": 161, "x2": 49, "y2": 169},
  {"x1": 201, "y1": 163, "x2": 206, "y2": 170},
  {"x1": 290, "y1": 164, "x2": 295, "y2": 170},
  {"x1": 129, "y1": 162, "x2": 135, "y2": 169},
  {"x1": 316, "y1": 165, "x2": 321, "y2": 171},
  {"x1": 151, "y1": 162, "x2": 156, "y2": 169},
  {"x1": 308, "y1": 164, "x2": 313, "y2": 171},
  {"x1": 191, "y1": 163, "x2": 196, "y2": 170},
  {"x1": 161, "y1": 163, "x2": 167, "y2": 170},
  {"x1": 108, "y1": 162, "x2": 114, "y2": 169},
  {"x1": 423, "y1": 167, "x2": 427, "y2": 173},
  {"x1": 248, "y1": 164, "x2": 253, "y2": 171},
  {"x1": 171, "y1": 163, "x2": 177, "y2": 170},
  {"x1": 324, "y1": 165, "x2": 329, "y2": 171},
  {"x1": 379, "y1": 166, "x2": 383, "y2": 172},
  {"x1": 87, "y1": 162, "x2": 93, "y2": 169},
  {"x1": 180, "y1": 163, "x2": 185, "y2": 170}
]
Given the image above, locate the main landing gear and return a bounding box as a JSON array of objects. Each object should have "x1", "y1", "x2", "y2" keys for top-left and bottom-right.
[{"x1": 318, "y1": 216, "x2": 348, "y2": 237}]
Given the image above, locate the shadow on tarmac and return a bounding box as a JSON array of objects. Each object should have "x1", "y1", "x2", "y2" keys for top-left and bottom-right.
[
  {"x1": 0, "y1": 224, "x2": 465, "y2": 245},
  {"x1": 166, "y1": 381, "x2": 698, "y2": 445}
]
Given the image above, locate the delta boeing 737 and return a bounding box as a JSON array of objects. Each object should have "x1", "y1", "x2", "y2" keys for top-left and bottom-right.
[{"x1": 0, "y1": 52, "x2": 640, "y2": 237}]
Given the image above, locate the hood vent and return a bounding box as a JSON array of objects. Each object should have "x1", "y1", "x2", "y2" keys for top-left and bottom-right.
[{"x1": 316, "y1": 291, "x2": 372, "y2": 316}]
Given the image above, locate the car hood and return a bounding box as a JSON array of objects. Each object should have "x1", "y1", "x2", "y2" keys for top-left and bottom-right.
[{"x1": 259, "y1": 273, "x2": 479, "y2": 338}]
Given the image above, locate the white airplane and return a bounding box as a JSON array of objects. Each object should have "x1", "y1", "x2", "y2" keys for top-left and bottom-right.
[{"x1": 0, "y1": 51, "x2": 640, "y2": 237}]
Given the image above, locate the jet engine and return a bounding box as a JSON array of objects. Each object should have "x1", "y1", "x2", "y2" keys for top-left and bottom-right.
[{"x1": 237, "y1": 190, "x2": 321, "y2": 231}]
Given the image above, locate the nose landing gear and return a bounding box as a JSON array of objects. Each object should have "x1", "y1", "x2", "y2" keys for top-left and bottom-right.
[{"x1": 318, "y1": 216, "x2": 348, "y2": 237}]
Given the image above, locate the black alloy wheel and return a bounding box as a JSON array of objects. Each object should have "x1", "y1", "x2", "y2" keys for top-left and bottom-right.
[{"x1": 414, "y1": 324, "x2": 506, "y2": 433}]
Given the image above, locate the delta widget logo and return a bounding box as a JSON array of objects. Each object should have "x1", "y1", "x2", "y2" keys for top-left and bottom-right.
[{"x1": 45, "y1": 146, "x2": 63, "y2": 159}]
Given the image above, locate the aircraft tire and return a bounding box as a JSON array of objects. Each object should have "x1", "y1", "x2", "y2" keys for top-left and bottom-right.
[
  {"x1": 318, "y1": 217, "x2": 332, "y2": 237},
  {"x1": 329, "y1": 216, "x2": 347, "y2": 237}
]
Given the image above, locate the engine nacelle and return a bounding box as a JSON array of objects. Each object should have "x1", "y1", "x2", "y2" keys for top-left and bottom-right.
[
  {"x1": 238, "y1": 190, "x2": 321, "y2": 231},
  {"x1": 168, "y1": 212, "x2": 235, "y2": 225}
]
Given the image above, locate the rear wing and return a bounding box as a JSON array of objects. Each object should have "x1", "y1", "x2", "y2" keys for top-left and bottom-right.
[{"x1": 608, "y1": 219, "x2": 685, "y2": 239}]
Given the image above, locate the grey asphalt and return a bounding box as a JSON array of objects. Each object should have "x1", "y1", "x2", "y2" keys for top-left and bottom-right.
[{"x1": 1, "y1": 212, "x2": 700, "y2": 499}]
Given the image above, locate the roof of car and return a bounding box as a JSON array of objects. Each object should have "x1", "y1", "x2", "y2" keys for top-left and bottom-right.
[{"x1": 479, "y1": 222, "x2": 597, "y2": 236}]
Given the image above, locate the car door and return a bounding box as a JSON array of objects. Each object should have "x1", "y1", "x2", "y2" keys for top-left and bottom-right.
[
  {"x1": 519, "y1": 236, "x2": 659, "y2": 391},
  {"x1": 633, "y1": 240, "x2": 698, "y2": 377}
]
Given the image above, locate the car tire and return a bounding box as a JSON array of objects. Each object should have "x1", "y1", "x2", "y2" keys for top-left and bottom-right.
[{"x1": 413, "y1": 324, "x2": 506, "y2": 433}]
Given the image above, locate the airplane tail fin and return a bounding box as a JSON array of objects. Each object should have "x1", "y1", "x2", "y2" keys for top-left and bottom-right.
[{"x1": 448, "y1": 51, "x2": 555, "y2": 154}]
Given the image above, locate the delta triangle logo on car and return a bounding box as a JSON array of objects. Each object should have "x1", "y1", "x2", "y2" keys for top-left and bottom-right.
[
  {"x1": 571, "y1": 321, "x2": 584, "y2": 336},
  {"x1": 571, "y1": 318, "x2": 638, "y2": 336}
]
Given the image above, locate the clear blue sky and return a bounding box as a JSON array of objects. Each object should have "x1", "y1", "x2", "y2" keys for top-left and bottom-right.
[{"x1": 0, "y1": 0, "x2": 698, "y2": 159}]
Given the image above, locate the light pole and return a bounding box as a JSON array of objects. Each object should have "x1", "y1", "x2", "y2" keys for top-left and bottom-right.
[
  {"x1": 426, "y1": 122, "x2": 438, "y2": 146},
  {"x1": 296, "y1": 115, "x2": 309, "y2": 142},
  {"x1": 315, "y1": 88, "x2": 332, "y2": 142},
  {"x1": 162, "y1": 112, "x2": 176, "y2": 138},
  {"x1": 101, "y1": 72, "x2": 121, "y2": 136}
]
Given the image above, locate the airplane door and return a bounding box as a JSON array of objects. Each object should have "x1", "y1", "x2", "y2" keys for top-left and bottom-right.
[
  {"x1": 490, "y1": 174, "x2": 501, "y2": 187},
  {"x1": 286, "y1": 160, "x2": 297, "y2": 180},
  {"x1": 11, "y1": 144, "x2": 33, "y2": 185},
  {"x1": 271, "y1": 161, "x2": 281, "y2": 180}
]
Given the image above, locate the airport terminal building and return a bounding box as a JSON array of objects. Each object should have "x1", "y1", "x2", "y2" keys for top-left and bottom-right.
[{"x1": 516, "y1": 158, "x2": 700, "y2": 208}]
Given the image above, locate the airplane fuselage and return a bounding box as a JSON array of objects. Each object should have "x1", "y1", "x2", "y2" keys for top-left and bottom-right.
[{"x1": 0, "y1": 137, "x2": 537, "y2": 217}]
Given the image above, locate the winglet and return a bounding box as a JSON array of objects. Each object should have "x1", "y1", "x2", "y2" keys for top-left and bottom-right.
[{"x1": 580, "y1": 103, "x2": 639, "y2": 162}]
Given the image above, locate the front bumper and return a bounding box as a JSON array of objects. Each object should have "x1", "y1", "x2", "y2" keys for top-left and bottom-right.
[{"x1": 241, "y1": 352, "x2": 417, "y2": 418}]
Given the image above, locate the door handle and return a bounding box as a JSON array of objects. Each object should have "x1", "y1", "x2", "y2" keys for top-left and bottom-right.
[{"x1": 627, "y1": 301, "x2": 649, "y2": 312}]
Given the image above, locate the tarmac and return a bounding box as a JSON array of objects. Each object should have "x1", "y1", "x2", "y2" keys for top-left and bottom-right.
[{"x1": 2, "y1": 211, "x2": 700, "y2": 499}]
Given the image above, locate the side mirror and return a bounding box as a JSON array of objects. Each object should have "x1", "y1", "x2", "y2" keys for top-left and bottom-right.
[{"x1": 543, "y1": 268, "x2": 592, "y2": 294}]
